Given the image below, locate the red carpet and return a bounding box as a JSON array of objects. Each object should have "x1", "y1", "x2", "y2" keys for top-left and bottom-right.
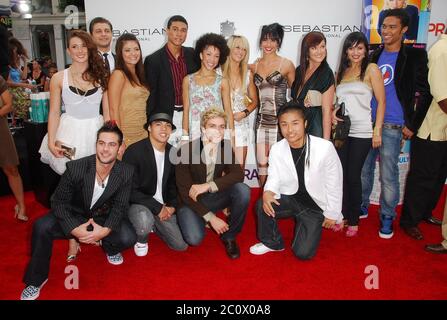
[{"x1": 0, "y1": 188, "x2": 446, "y2": 300}]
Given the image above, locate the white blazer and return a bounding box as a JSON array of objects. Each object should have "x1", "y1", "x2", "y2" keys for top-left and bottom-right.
[{"x1": 264, "y1": 135, "x2": 343, "y2": 222}]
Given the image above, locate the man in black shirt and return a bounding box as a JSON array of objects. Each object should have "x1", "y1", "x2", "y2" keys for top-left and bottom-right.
[{"x1": 250, "y1": 103, "x2": 343, "y2": 260}]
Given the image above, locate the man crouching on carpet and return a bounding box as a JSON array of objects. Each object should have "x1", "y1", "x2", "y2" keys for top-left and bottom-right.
[
  {"x1": 20, "y1": 121, "x2": 136, "y2": 300},
  {"x1": 250, "y1": 102, "x2": 343, "y2": 259},
  {"x1": 175, "y1": 108, "x2": 250, "y2": 259}
]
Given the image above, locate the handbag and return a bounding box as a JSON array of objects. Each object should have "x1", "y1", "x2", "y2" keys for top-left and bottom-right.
[
  {"x1": 332, "y1": 102, "x2": 351, "y2": 148},
  {"x1": 55, "y1": 140, "x2": 76, "y2": 160}
]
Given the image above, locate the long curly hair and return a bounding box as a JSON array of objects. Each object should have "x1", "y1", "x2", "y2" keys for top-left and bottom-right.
[
  {"x1": 67, "y1": 30, "x2": 109, "y2": 91},
  {"x1": 114, "y1": 33, "x2": 147, "y2": 88},
  {"x1": 195, "y1": 33, "x2": 230, "y2": 67}
]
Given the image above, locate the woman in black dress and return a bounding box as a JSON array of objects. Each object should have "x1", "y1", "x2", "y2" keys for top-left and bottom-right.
[{"x1": 291, "y1": 32, "x2": 335, "y2": 139}]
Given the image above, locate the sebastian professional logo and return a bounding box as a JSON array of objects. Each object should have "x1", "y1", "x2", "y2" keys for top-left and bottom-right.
[
  {"x1": 283, "y1": 24, "x2": 361, "y2": 38},
  {"x1": 221, "y1": 20, "x2": 235, "y2": 38},
  {"x1": 112, "y1": 27, "x2": 166, "y2": 42},
  {"x1": 379, "y1": 64, "x2": 394, "y2": 86}
]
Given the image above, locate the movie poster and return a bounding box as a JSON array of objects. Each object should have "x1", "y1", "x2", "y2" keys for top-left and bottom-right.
[{"x1": 363, "y1": 0, "x2": 431, "y2": 46}]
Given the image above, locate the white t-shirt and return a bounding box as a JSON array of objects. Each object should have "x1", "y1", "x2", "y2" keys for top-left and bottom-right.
[
  {"x1": 90, "y1": 175, "x2": 109, "y2": 208},
  {"x1": 153, "y1": 147, "x2": 165, "y2": 205}
]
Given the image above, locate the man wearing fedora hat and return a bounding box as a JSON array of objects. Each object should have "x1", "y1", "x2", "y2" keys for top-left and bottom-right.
[{"x1": 122, "y1": 113, "x2": 187, "y2": 256}]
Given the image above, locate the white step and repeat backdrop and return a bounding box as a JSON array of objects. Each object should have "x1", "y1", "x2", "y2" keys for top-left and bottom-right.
[{"x1": 85, "y1": 0, "x2": 447, "y2": 203}]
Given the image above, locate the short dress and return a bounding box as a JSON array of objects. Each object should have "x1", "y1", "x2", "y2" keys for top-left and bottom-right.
[
  {"x1": 291, "y1": 61, "x2": 335, "y2": 138},
  {"x1": 118, "y1": 79, "x2": 149, "y2": 146},
  {"x1": 188, "y1": 72, "x2": 223, "y2": 141},
  {"x1": 0, "y1": 76, "x2": 19, "y2": 167},
  {"x1": 231, "y1": 71, "x2": 252, "y2": 147},
  {"x1": 254, "y1": 58, "x2": 288, "y2": 145},
  {"x1": 39, "y1": 69, "x2": 103, "y2": 175}
]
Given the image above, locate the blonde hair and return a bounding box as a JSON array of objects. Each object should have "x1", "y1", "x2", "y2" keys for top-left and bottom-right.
[
  {"x1": 384, "y1": 0, "x2": 407, "y2": 9},
  {"x1": 201, "y1": 107, "x2": 227, "y2": 128},
  {"x1": 222, "y1": 35, "x2": 250, "y2": 93}
]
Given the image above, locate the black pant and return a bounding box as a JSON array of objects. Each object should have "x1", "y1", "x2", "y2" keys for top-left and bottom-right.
[
  {"x1": 256, "y1": 195, "x2": 324, "y2": 260},
  {"x1": 336, "y1": 137, "x2": 372, "y2": 226},
  {"x1": 23, "y1": 213, "x2": 136, "y2": 287},
  {"x1": 400, "y1": 137, "x2": 447, "y2": 228}
]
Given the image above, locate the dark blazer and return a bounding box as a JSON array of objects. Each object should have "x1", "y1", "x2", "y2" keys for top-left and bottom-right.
[
  {"x1": 175, "y1": 139, "x2": 244, "y2": 217},
  {"x1": 122, "y1": 138, "x2": 177, "y2": 215},
  {"x1": 50, "y1": 155, "x2": 134, "y2": 237},
  {"x1": 144, "y1": 45, "x2": 199, "y2": 119},
  {"x1": 371, "y1": 44, "x2": 432, "y2": 133}
]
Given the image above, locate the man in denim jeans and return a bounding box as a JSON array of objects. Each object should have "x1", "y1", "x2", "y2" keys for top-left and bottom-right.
[
  {"x1": 175, "y1": 108, "x2": 250, "y2": 259},
  {"x1": 360, "y1": 9, "x2": 431, "y2": 239}
]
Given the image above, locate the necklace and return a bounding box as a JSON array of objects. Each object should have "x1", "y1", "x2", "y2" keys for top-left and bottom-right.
[
  {"x1": 69, "y1": 67, "x2": 89, "y2": 97},
  {"x1": 293, "y1": 143, "x2": 307, "y2": 168},
  {"x1": 96, "y1": 170, "x2": 109, "y2": 188},
  {"x1": 230, "y1": 76, "x2": 242, "y2": 92}
]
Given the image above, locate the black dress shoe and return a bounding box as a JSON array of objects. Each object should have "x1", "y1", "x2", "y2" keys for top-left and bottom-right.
[
  {"x1": 222, "y1": 239, "x2": 240, "y2": 259},
  {"x1": 401, "y1": 226, "x2": 424, "y2": 240},
  {"x1": 425, "y1": 244, "x2": 447, "y2": 254},
  {"x1": 423, "y1": 216, "x2": 442, "y2": 226}
]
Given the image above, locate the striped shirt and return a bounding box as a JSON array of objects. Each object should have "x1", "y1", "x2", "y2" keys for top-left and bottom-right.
[{"x1": 166, "y1": 46, "x2": 187, "y2": 106}]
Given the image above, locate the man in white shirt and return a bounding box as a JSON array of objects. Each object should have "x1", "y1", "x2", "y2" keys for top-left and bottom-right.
[
  {"x1": 20, "y1": 122, "x2": 136, "y2": 300},
  {"x1": 250, "y1": 103, "x2": 343, "y2": 260},
  {"x1": 89, "y1": 17, "x2": 115, "y2": 72},
  {"x1": 122, "y1": 113, "x2": 187, "y2": 257}
]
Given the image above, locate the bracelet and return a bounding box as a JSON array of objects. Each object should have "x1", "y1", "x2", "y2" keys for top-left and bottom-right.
[
  {"x1": 373, "y1": 126, "x2": 382, "y2": 137},
  {"x1": 243, "y1": 109, "x2": 250, "y2": 117},
  {"x1": 181, "y1": 135, "x2": 190, "y2": 141}
]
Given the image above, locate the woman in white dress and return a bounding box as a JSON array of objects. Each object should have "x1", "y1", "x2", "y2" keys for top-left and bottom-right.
[
  {"x1": 39, "y1": 30, "x2": 110, "y2": 261},
  {"x1": 40, "y1": 30, "x2": 109, "y2": 173},
  {"x1": 222, "y1": 35, "x2": 258, "y2": 168}
]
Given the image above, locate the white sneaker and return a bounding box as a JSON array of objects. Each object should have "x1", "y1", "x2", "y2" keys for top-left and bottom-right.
[
  {"x1": 249, "y1": 242, "x2": 284, "y2": 255},
  {"x1": 20, "y1": 279, "x2": 48, "y2": 300},
  {"x1": 134, "y1": 242, "x2": 148, "y2": 257},
  {"x1": 106, "y1": 253, "x2": 124, "y2": 265}
]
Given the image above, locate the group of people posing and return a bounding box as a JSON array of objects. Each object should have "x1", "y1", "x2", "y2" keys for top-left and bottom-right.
[{"x1": 5, "y1": 8, "x2": 445, "y2": 300}]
